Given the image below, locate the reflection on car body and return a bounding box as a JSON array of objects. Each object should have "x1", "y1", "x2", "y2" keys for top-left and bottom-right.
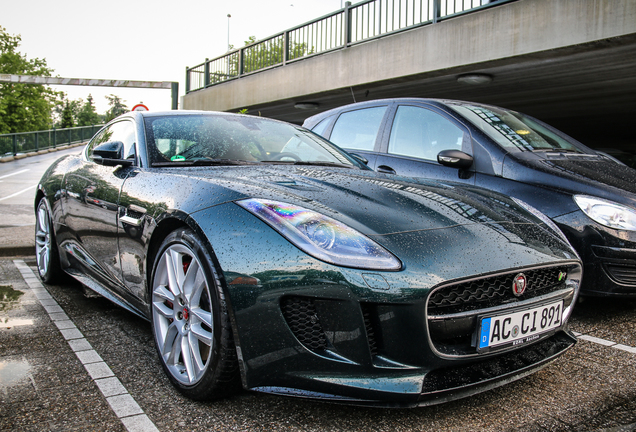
[
  {"x1": 35, "y1": 110, "x2": 581, "y2": 407},
  {"x1": 305, "y1": 98, "x2": 636, "y2": 297}
]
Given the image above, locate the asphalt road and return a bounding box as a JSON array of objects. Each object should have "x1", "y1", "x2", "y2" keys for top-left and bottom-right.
[
  {"x1": 1, "y1": 153, "x2": 636, "y2": 431},
  {"x1": 0, "y1": 147, "x2": 82, "y2": 226}
]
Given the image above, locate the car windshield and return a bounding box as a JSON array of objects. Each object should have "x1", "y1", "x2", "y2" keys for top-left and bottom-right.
[
  {"x1": 144, "y1": 114, "x2": 357, "y2": 167},
  {"x1": 449, "y1": 104, "x2": 585, "y2": 153}
]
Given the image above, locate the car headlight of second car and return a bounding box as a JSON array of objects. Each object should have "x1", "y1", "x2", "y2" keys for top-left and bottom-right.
[{"x1": 574, "y1": 195, "x2": 636, "y2": 231}]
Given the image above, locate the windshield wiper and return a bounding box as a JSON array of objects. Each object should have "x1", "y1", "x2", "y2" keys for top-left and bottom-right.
[
  {"x1": 532, "y1": 148, "x2": 580, "y2": 153},
  {"x1": 294, "y1": 161, "x2": 354, "y2": 168},
  {"x1": 262, "y1": 160, "x2": 353, "y2": 169},
  {"x1": 152, "y1": 159, "x2": 261, "y2": 167}
]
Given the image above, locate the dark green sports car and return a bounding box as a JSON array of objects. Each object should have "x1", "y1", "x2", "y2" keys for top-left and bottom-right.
[{"x1": 35, "y1": 111, "x2": 582, "y2": 407}]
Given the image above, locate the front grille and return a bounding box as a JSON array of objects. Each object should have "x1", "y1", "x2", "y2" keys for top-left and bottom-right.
[
  {"x1": 428, "y1": 266, "x2": 569, "y2": 315},
  {"x1": 281, "y1": 297, "x2": 328, "y2": 351},
  {"x1": 426, "y1": 265, "x2": 577, "y2": 356},
  {"x1": 604, "y1": 263, "x2": 636, "y2": 285}
]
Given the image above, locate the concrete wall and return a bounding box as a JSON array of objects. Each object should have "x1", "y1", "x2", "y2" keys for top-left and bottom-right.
[{"x1": 182, "y1": 0, "x2": 636, "y2": 112}]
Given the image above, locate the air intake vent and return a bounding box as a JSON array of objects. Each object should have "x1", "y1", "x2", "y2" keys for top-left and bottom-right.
[
  {"x1": 361, "y1": 304, "x2": 379, "y2": 356},
  {"x1": 604, "y1": 264, "x2": 636, "y2": 286},
  {"x1": 281, "y1": 297, "x2": 328, "y2": 351}
]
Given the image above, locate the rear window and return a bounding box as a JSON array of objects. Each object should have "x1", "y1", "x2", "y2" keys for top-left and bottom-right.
[{"x1": 329, "y1": 107, "x2": 387, "y2": 151}]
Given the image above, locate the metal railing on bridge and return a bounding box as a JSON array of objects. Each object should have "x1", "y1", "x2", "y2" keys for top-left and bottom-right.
[
  {"x1": 186, "y1": 0, "x2": 513, "y2": 93},
  {"x1": 0, "y1": 125, "x2": 103, "y2": 157}
]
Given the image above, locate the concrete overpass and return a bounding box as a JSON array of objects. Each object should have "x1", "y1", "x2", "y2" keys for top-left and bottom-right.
[{"x1": 182, "y1": 0, "x2": 636, "y2": 149}]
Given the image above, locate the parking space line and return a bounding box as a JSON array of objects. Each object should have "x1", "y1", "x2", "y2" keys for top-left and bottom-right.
[
  {"x1": 572, "y1": 331, "x2": 636, "y2": 354},
  {"x1": 0, "y1": 168, "x2": 30, "y2": 180},
  {"x1": 13, "y1": 259, "x2": 160, "y2": 432},
  {"x1": 0, "y1": 184, "x2": 37, "y2": 202}
]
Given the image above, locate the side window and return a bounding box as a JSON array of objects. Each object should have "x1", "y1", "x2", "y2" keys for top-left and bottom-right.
[
  {"x1": 329, "y1": 106, "x2": 387, "y2": 151},
  {"x1": 87, "y1": 121, "x2": 136, "y2": 161},
  {"x1": 309, "y1": 116, "x2": 333, "y2": 137},
  {"x1": 388, "y1": 106, "x2": 465, "y2": 161}
]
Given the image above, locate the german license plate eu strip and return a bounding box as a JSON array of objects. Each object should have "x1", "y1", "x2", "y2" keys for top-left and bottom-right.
[{"x1": 478, "y1": 300, "x2": 563, "y2": 352}]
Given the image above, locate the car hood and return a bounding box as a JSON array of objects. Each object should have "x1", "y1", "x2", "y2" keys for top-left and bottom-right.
[
  {"x1": 503, "y1": 154, "x2": 636, "y2": 203},
  {"x1": 164, "y1": 165, "x2": 563, "y2": 240}
]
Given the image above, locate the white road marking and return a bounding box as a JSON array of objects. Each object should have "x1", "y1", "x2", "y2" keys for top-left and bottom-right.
[
  {"x1": 13, "y1": 260, "x2": 160, "y2": 432},
  {"x1": 0, "y1": 184, "x2": 37, "y2": 202},
  {"x1": 0, "y1": 168, "x2": 30, "y2": 180},
  {"x1": 572, "y1": 331, "x2": 636, "y2": 353}
]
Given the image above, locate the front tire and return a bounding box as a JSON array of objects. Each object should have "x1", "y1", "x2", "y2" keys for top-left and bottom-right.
[
  {"x1": 150, "y1": 228, "x2": 239, "y2": 400},
  {"x1": 35, "y1": 197, "x2": 63, "y2": 283}
]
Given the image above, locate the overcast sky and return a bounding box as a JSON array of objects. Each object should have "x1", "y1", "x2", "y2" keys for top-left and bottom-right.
[{"x1": 3, "y1": 0, "x2": 343, "y2": 114}]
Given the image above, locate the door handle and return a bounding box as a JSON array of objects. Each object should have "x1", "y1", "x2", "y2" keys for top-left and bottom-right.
[{"x1": 377, "y1": 165, "x2": 396, "y2": 175}]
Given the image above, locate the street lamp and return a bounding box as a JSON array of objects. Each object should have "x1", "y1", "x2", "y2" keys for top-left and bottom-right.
[{"x1": 227, "y1": 14, "x2": 231, "y2": 51}]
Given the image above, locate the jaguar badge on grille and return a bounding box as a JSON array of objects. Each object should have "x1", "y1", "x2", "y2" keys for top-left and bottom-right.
[{"x1": 512, "y1": 273, "x2": 527, "y2": 297}]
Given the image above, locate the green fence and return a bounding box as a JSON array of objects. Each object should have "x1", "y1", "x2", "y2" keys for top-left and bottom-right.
[
  {"x1": 187, "y1": 0, "x2": 513, "y2": 92},
  {"x1": 0, "y1": 125, "x2": 103, "y2": 157}
]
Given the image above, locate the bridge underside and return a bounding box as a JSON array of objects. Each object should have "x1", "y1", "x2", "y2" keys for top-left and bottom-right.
[{"x1": 183, "y1": 0, "x2": 636, "y2": 149}]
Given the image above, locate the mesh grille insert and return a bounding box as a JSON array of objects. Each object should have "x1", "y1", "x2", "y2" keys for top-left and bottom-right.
[
  {"x1": 428, "y1": 266, "x2": 569, "y2": 315},
  {"x1": 281, "y1": 297, "x2": 328, "y2": 351}
]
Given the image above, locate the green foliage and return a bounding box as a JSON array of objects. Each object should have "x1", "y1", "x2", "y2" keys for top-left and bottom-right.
[
  {"x1": 104, "y1": 94, "x2": 128, "y2": 122},
  {"x1": 60, "y1": 100, "x2": 75, "y2": 128},
  {"x1": 211, "y1": 36, "x2": 313, "y2": 84},
  {"x1": 0, "y1": 26, "x2": 60, "y2": 134},
  {"x1": 77, "y1": 94, "x2": 101, "y2": 126}
]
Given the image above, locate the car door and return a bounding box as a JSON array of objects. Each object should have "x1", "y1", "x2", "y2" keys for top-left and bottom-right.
[
  {"x1": 62, "y1": 119, "x2": 137, "y2": 292},
  {"x1": 321, "y1": 104, "x2": 391, "y2": 170},
  {"x1": 373, "y1": 104, "x2": 475, "y2": 184}
]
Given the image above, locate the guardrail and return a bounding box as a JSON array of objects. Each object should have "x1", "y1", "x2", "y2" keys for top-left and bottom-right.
[
  {"x1": 186, "y1": 0, "x2": 513, "y2": 93},
  {"x1": 0, "y1": 125, "x2": 103, "y2": 157}
]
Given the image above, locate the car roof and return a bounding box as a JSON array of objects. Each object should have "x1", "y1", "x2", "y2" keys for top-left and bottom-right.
[{"x1": 303, "y1": 98, "x2": 477, "y2": 125}]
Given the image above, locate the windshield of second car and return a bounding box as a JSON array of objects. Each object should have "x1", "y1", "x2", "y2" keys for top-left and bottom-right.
[
  {"x1": 450, "y1": 104, "x2": 584, "y2": 153},
  {"x1": 144, "y1": 114, "x2": 356, "y2": 167}
]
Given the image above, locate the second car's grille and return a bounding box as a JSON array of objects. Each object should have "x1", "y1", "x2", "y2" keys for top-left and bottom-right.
[
  {"x1": 428, "y1": 266, "x2": 569, "y2": 315},
  {"x1": 281, "y1": 297, "x2": 328, "y2": 351}
]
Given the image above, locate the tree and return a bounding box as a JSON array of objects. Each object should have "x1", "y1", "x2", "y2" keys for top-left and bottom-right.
[
  {"x1": 0, "y1": 26, "x2": 60, "y2": 134},
  {"x1": 105, "y1": 94, "x2": 128, "y2": 122},
  {"x1": 60, "y1": 100, "x2": 74, "y2": 128},
  {"x1": 77, "y1": 94, "x2": 101, "y2": 126},
  {"x1": 211, "y1": 36, "x2": 312, "y2": 84}
]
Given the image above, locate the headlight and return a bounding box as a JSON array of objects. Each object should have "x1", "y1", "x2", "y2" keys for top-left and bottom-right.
[
  {"x1": 237, "y1": 198, "x2": 402, "y2": 270},
  {"x1": 511, "y1": 197, "x2": 572, "y2": 245},
  {"x1": 574, "y1": 195, "x2": 636, "y2": 231}
]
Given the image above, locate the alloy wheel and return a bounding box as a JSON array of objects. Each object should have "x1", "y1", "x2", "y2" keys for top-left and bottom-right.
[
  {"x1": 152, "y1": 244, "x2": 214, "y2": 385},
  {"x1": 35, "y1": 200, "x2": 51, "y2": 278}
]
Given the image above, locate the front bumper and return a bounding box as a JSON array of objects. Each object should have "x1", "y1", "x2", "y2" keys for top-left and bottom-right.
[
  {"x1": 555, "y1": 211, "x2": 636, "y2": 296},
  {"x1": 233, "y1": 262, "x2": 581, "y2": 406}
]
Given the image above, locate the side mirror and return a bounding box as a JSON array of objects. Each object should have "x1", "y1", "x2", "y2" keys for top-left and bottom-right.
[
  {"x1": 349, "y1": 152, "x2": 369, "y2": 165},
  {"x1": 92, "y1": 141, "x2": 133, "y2": 167},
  {"x1": 437, "y1": 149, "x2": 473, "y2": 169}
]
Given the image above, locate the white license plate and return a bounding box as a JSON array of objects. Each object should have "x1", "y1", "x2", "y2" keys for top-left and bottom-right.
[{"x1": 477, "y1": 300, "x2": 564, "y2": 352}]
